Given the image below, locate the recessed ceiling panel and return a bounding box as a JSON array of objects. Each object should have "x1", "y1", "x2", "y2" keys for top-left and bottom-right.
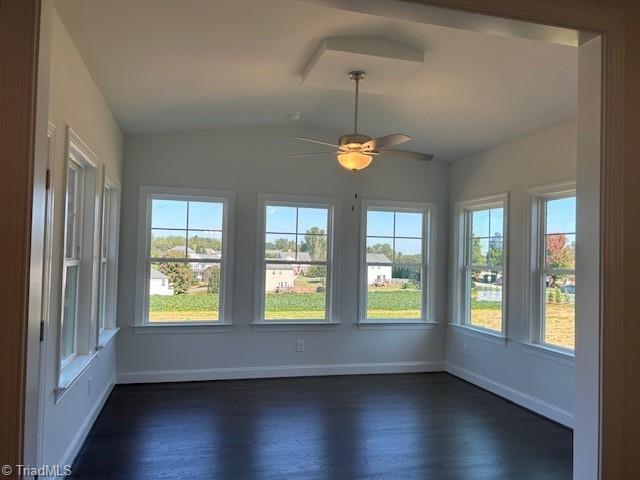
[{"x1": 301, "y1": 36, "x2": 424, "y2": 94}]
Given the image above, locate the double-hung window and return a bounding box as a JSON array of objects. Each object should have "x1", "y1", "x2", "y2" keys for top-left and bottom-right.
[
  {"x1": 456, "y1": 194, "x2": 508, "y2": 334},
  {"x1": 59, "y1": 127, "x2": 100, "y2": 387},
  {"x1": 360, "y1": 200, "x2": 434, "y2": 323},
  {"x1": 136, "y1": 187, "x2": 234, "y2": 325},
  {"x1": 61, "y1": 160, "x2": 83, "y2": 364},
  {"x1": 97, "y1": 171, "x2": 120, "y2": 341},
  {"x1": 528, "y1": 184, "x2": 576, "y2": 351},
  {"x1": 255, "y1": 194, "x2": 338, "y2": 323}
]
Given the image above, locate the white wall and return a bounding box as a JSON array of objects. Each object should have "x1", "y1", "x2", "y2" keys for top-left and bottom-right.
[
  {"x1": 40, "y1": 6, "x2": 123, "y2": 469},
  {"x1": 116, "y1": 124, "x2": 449, "y2": 382},
  {"x1": 445, "y1": 120, "x2": 577, "y2": 427}
]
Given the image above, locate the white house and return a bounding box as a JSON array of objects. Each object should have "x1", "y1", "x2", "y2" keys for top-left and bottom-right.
[
  {"x1": 149, "y1": 267, "x2": 173, "y2": 295},
  {"x1": 264, "y1": 264, "x2": 296, "y2": 292},
  {"x1": 366, "y1": 253, "x2": 393, "y2": 285}
]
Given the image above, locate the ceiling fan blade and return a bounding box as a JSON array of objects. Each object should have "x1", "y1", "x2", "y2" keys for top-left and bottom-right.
[
  {"x1": 379, "y1": 149, "x2": 434, "y2": 162},
  {"x1": 363, "y1": 134, "x2": 411, "y2": 151},
  {"x1": 293, "y1": 136, "x2": 339, "y2": 148},
  {"x1": 284, "y1": 151, "x2": 338, "y2": 159}
]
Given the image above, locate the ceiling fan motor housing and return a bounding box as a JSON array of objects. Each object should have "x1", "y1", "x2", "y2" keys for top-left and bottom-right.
[{"x1": 339, "y1": 134, "x2": 372, "y2": 150}]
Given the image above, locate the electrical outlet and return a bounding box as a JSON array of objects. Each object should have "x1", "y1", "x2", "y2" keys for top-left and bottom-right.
[
  {"x1": 296, "y1": 339, "x2": 305, "y2": 352},
  {"x1": 463, "y1": 343, "x2": 469, "y2": 356}
]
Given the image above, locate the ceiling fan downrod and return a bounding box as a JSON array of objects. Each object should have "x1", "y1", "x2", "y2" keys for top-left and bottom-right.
[{"x1": 348, "y1": 70, "x2": 365, "y2": 135}]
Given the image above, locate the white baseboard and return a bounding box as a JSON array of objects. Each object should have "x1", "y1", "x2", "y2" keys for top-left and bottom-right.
[
  {"x1": 445, "y1": 361, "x2": 573, "y2": 428},
  {"x1": 117, "y1": 360, "x2": 445, "y2": 384},
  {"x1": 47, "y1": 375, "x2": 115, "y2": 479}
]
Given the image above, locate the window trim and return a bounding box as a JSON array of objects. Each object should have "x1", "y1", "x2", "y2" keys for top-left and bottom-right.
[
  {"x1": 452, "y1": 193, "x2": 509, "y2": 338},
  {"x1": 253, "y1": 193, "x2": 340, "y2": 324},
  {"x1": 134, "y1": 186, "x2": 235, "y2": 327},
  {"x1": 358, "y1": 199, "x2": 437, "y2": 325},
  {"x1": 57, "y1": 127, "x2": 101, "y2": 391},
  {"x1": 525, "y1": 181, "x2": 576, "y2": 355}
]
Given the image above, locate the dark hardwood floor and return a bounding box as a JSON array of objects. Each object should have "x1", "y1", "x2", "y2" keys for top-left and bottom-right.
[{"x1": 69, "y1": 373, "x2": 572, "y2": 479}]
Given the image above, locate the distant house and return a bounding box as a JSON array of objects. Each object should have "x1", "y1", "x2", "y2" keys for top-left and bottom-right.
[
  {"x1": 366, "y1": 253, "x2": 393, "y2": 285},
  {"x1": 191, "y1": 249, "x2": 222, "y2": 281},
  {"x1": 149, "y1": 267, "x2": 173, "y2": 295},
  {"x1": 265, "y1": 264, "x2": 296, "y2": 292}
]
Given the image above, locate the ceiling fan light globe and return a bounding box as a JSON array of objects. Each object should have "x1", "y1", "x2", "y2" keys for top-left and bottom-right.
[{"x1": 337, "y1": 151, "x2": 372, "y2": 171}]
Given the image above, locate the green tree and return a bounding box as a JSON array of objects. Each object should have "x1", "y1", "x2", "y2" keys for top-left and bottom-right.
[
  {"x1": 206, "y1": 266, "x2": 220, "y2": 294},
  {"x1": 367, "y1": 242, "x2": 393, "y2": 262},
  {"x1": 487, "y1": 236, "x2": 503, "y2": 267},
  {"x1": 157, "y1": 250, "x2": 193, "y2": 295},
  {"x1": 299, "y1": 227, "x2": 327, "y2": 260},
  {"x1": 471, "y1": 237, "x2": 485, "y2": 265}
]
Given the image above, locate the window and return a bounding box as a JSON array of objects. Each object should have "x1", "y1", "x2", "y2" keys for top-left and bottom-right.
[
  {"x1": 61, "y1": 160, "x2": 83, "y2": 364},
  {"x1": 360, "y1": 200, "x2": 434, "y2": 323},
  {"x1": 97, "y1": 170, "x2": 120, "y2": 341},
  {"x1": 528, "y1": 184, "x2": 576, "y2": 351},
  {"x1": 255, "y1": 194, "x2": 338, "y2": 322},
  {"x1": 455, "y1": 194, "x2": 508, "y2": 334},
  {"x1": 58, "y1": 127, "x2": 100, "y2": 385},
  {"x1": 136, "y1": 187, "x2": 234, "y2": 325}
]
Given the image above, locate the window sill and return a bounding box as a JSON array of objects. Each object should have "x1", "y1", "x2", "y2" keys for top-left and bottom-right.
[
  {"x1": 97, "y1": 327, "x2": 120, "y2": 348},
  {"x1": 252, "y1": 321, "x2": 340, "y2": 332},
  {"x1": 448, "y1": 323, "x2": 507, "y2": 345},
  {"x1": 357, "y1": 321, "x2": 438, "y2": 330},
  {"x1": 55, "y1": 350, "x2": 100, "y2": 403},
  {"x1": 520, "y1": 342, "x2": 575, "y2": 365},
  {"x1": 132, "y1": 323, "x2": 233, "y2": 334}
]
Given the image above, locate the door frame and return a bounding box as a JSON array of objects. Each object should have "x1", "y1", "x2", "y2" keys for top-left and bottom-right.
[{"x1": 1, "y1": 0, "x2": 636, "y2": 478}]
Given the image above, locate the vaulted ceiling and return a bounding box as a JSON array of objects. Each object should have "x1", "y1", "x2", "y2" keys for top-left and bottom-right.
[{"x1": 54, "y1": 0, "x2": 577, "y2": 161}]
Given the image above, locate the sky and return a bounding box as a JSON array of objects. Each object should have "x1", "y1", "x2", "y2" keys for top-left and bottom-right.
[{"x1": 152, "y1": 199, "x2": 223, "y2": 231}]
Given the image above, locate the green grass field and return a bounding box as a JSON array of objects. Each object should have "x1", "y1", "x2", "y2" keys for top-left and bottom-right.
[{"x1": 149, "y1": 290, "x2": 423, "y2": 321}]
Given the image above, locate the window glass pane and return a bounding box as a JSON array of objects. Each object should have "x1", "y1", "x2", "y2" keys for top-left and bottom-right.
[
  {"x1": 546, "y1": 197, "x2": 576, "y2": 234},
  {"x1": 61, "y1": 265, "x2": 78, "y2": 361},
  {"x1": 471, "y1": 209, "x2": 490, "y2": 238},
  {"x1": 487, "y1": 237, "x2": 504, "y2": 267},
  {"x1": 65, "y1": 167, "x2": 77, "y2": 258},
  {"x1": 188, "y1": 231, "x2": 222, "y2": 258},
  {"x1": 265, "y1": 233, "x2": 296, "y2": 260},
  {"x1": 151, "y1": 229, "x2": 187, "y2": 258},
  {"x1": 151, "y1": 199, "x2": 187, "y2": 229},
  {"x1": 99, "y1": 264, "x2": 108, "y2": 330},
  {"x1": 266, "y1": 205, "x2": 297, "y2": 233},
  {"x1": 470, "y1": 238, "x2": 489, "y2": 265},
  {"x1": 543, "y1": 274, "x2": 575, "y2": 349},
  {"x1": 101, "y1": 188, "x2": 111, "y2": 258},
  {"x1": 545, "y1": 233, "x2": 576, "y2": 269},
  {"x1": 367, "y1": 265, "x2": 421, "y2": 319},
  {"x1": 395, "y1": 212, "x2": 422, "y2": 238},
  {"x1": 188, "y1": 201, "x2": 223, "y2": 231},
  {"x1": 148, "y1": 262, "x2": 219, "y2": 322},
  {"x1": 489, "y1": 208, "x2": 504, "y2": 237},
  {"x1": 366, "y1": 238, "x2": 393, "y2": 263},
  {"x1": 394, "y1": 238, "x2": 422, "y2": 264},
  {"x1": 264, "y1": 263, "x2": 326, "y2": 320},
  {"x1": 367, "y1": 210, "x2": 394, "y2": 237},
  {"x1": 297, "y1": 207, "x2": 328, "y2": 234},
  {"x1": 297, "y1": 233, "x2": 327, "y2": 262},
  {"x1": 469, "y1": 268, "x2": 503, "y2": 331}
]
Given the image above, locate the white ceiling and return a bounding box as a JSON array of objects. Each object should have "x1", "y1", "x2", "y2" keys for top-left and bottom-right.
[{"x1": 54, "y1": 0, "x2": 577, "y2": 161}]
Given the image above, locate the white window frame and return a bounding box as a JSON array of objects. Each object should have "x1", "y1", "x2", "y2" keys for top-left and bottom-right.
[
  {"x1": 452, "y1": 193, "x2": 509, "y2": 338},
  {"x1": 57, "y1": 127, "x2": 101, "y2": 393},
  {"x1": 134, "y1": 186, "x2": 235, "y2": 328},
  {"x1": 254, "y1": 193, "x2": 340, "y2": 324},
  {"x1": 525, "y1": 181, "x2": 576, "y2": 355},
  {"x1": 358, "y1": 199, "x2": 436, "y2": 325},
  {"x1": 96, "y1": 167, "x2": 121, "y2": 346}
]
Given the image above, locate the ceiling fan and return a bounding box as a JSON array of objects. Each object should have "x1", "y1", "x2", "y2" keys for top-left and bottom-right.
[{"x1": 287, "y1": 70, "x2": 434, "y2": 171}]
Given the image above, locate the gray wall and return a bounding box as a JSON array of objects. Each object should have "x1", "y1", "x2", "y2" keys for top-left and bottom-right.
[
  {"x1": 116, "y1": 124, "x2": 450, "y2": 381},
  {"x1": 445, "y1": 120, "x2": 577, "y2": 426}
]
